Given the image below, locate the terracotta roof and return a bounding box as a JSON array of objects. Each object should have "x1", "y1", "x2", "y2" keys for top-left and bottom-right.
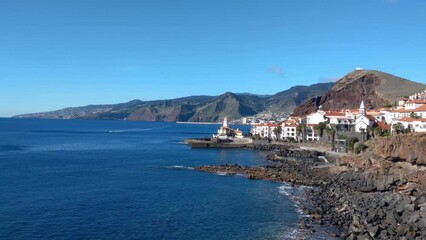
[
  {"x1": 254, "y1": 123, "x2": 279, "y2": 127},
  {"x1": 389, "y1": 108, "x2": 412, "y2": 113},
  {"x1": 285, "y1": 124, "x2": 297, "y2": 128},
  {"x1": 397, "y1": 117, "x2": 426, "y2": 123},
  {"x1": 377, "y1": 121, "x2": 391, "y2": 130},
  {"x1": 414, "y1": 105, "x2": 426, "y2": 111},
  {"x1": 406, "y1": 99, "x2": 426, "y2": 104},
  {"x1": 366, "y1": 111, "x2": 382, "y2": 116},
  {"x1": 325, "y1": 111, "x2": 345, "y2": 117}
]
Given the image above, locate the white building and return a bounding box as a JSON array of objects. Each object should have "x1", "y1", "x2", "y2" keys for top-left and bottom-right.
[
  {"x1": 282, "y1": 123, "x2": 297, "y2": 140},
  {"x1": 354, "y1": 101, "x2": 376, "y2": 132},
  {"x1": 395, "y1": 117, "x2": 426, "y2": 132},
  {"x1": 306, "y1": 106, "x2": 326, "y2": 125},
  {"x1": 306, "y1": 124, "x2": 320, "y2": 141},
  {"x1": 251, "y1": 123, "x2": 280, "y2": 140},
  {"x1": 325, "y1": 110, "x2": 356, "y2": 132}
]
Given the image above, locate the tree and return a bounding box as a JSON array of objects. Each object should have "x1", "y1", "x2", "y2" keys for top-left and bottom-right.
[
  {"x1": 317, "y1": 122, "x2": 327, "y2": 138},
  {"x1": 392, "y1": 123, "x2": 404, "y2": 134},
  {"x1": 325, "y1": 126, "x2": 335, "y2": 143},
  {"x1": 410, "y1": 112, "x2": 420, "y2": 119},
  {"x1": 360, "y1": 128, "x2": 366, "y2": 141},
  {"x1": 405, "y1": 125, "x2": 412, "y2": 133},
  {"x1": 347, "y1": 137, "x2": 359, "y2": 152},
  {"x1": 296, "y1": 124, "x2": 307, "y2": 142},
  {"x1": 372, "y1": 126, "x2": 382, "y2": 138},
  {"x1": 273, "y1": 127, "x2": 280, "y2": 140}
]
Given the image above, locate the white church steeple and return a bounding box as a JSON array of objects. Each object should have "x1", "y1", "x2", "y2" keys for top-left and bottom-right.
[{"x1": 359, "y1": 101, "x2": 365, "y2": 116}]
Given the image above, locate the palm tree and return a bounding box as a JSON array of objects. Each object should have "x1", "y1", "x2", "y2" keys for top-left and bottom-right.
[
  {"x1": 317, "y1": 122, "x2": 327, "y2": 138},
  {"x1": 325, "y1": 126, "x2": 335, "y2": 143},
  {"x1": 276, "y1": 125, "x2": 282, "y2": 140},
  {"x1": 296, "y1": 123, "x2": 307, "y2": 142}
]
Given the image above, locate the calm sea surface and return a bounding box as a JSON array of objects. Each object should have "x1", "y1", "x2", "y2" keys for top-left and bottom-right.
[{"x1": 0, "y1": 118, "x2": 299, "y2": 240}]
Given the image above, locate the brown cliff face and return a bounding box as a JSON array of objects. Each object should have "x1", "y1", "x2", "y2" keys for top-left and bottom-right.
[
  {"x1": 292, "y1": 70, "x2": 426, "y2": 116},
  {"x1": 373, "y1": 133, "x2": 426, "y2": 166}
]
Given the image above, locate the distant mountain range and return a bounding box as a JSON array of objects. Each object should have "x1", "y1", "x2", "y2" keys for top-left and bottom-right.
[
  {"x1": 14, "y1": 82, "x2": 334, "y2": 122},
  {"x1": 15, "y1": 69, "x2": 426, "y2": 122},
  {"x1": 292, "y1": 69, "x2": 426, "y2": 116}
]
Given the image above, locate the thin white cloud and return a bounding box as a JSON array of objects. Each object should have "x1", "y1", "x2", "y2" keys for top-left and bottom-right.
[{"x1": 268, "y1": 66, "x2": 284, "y2": 78}]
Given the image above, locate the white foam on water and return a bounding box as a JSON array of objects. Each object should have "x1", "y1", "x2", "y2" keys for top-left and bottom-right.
[
  {"x1": 215, "y1": 171, "x2": 228, "y2": 176},
  {"x1": 164, "y1": 165, "x2": 194, "y2": 170},
  {"x1": 277, "y1": 227, "x2": 303, "y2": 240},
  {"x1": 278, "y1": 184, "x2": 293, "y2": 196},
  {"x1": 105, "y1": 126, "x2": 170, "y2": 133}
]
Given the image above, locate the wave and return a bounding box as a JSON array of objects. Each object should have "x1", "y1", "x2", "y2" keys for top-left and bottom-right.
[
  {"x1": 105, "y1": 127, "x2": 168, "y2": 133},
  {"x1": 163, "y1": 165, "x2": 194, "y2": 170},
  {"x1": 277, "y1": 184, "x2": 294, "y2": 196}
]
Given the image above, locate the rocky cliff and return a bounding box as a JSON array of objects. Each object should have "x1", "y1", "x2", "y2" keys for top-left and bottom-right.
[{"x1": 373, "y1": 133, "x2": 426, "y2": 166}]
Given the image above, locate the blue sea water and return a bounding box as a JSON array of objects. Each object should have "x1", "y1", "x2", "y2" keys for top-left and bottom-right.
[{"x1": 0, "y1": 118, "x2": 300, "y2": 240}]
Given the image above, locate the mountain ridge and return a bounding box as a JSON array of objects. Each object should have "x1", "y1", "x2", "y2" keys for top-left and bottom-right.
[
  {"x1": 292, "y1": 69, "x2": 426, "y2": 116},
  {"x1": 14, "y1": 82, "x2": 334, "y2": 121}
]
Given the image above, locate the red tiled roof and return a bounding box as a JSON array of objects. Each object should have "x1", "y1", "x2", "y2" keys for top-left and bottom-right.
[
  {"x1": 398, "y1": 117, "x2": 426, "y2": 123},
  {"x1": 325, "y1": 111, "x2": 345, "y2": 117},
  {"x1": 389, "y1": 108, "x2": 412, "y2": 113},
  {"x1": 366, "y1": 111, "x2": 381, "y2": 116},
  {"x1": 406, "y1": 99, "x2": 426, "y2": 104},
  {"x1": 254, "y1": 123, "x2": 279, "y2": 127},
  {"x1": 414, "y1": 105, "x2": 426, "y2": 111},
  {"x1": 377, "y1": 121, "x2": 391, "y2": 130}
]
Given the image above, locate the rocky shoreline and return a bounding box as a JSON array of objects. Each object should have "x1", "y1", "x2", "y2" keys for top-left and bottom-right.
[{"x1": 195, "y1": 133, "x2": 426, "y2": 239}]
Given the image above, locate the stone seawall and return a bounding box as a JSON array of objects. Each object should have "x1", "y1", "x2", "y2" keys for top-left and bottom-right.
[{"x1": 247, "y1": 143, "x2": 321, "y2": 159}]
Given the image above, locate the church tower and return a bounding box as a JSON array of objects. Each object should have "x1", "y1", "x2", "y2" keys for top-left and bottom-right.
[
  {"x1": 223, "y1": 117, "x2": 228, "y2": 128},
  {"x1": 359, "y1": 101, "x2": 365, "y2": 116}
]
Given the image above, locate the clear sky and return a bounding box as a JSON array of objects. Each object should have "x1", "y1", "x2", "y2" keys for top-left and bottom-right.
[{"x1": 1, "y1": 0, "x2": 426, "y2": 117}]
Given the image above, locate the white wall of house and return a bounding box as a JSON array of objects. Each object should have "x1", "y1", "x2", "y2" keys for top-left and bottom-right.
[
  {"x1": 307, "y1": 112, "x2": 325, "y2": 125},
  {"x1": 394, "y1": 119, "x2": 426, "y2": 132},
  {"x1": 355, "y1": 116, "x2": 375, "y2": 132},
  {"x1": 283, "y1": 126, "x2": 297, "y2": 139},
  {"x1": 306, "y1": 126, "x2": 319, "y2": 141},
  {"x1": 404, "y1": 102, "x2": 425, "y2": 110}
]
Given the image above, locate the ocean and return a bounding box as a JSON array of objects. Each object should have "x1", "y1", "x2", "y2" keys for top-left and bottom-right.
[{"x1": 0, "y1": 118, "x2": 300, "y2": 240}]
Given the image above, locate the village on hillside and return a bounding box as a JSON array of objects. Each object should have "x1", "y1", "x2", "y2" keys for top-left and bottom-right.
[
  {"x1": 214, "y1": 89, "x2": 426, "y2": 153},
  {"x1": 249, "y1": 89, "x2": 426, "y2": 151}
]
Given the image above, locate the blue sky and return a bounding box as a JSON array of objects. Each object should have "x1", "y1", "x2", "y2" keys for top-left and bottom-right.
[{"x1": 1, "y1": 0, "x2": 426, "y2": 117}]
